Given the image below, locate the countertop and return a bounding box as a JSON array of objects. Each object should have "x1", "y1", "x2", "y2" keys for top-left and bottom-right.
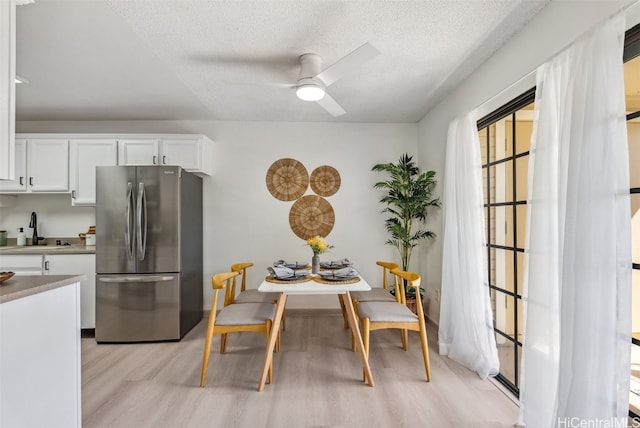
[
  {"x1": 0, "y1": 274, "x2": 86, "y2": 304},
  {"x1": 0, "y1": 244, "x2": 95, "y2": 255}
]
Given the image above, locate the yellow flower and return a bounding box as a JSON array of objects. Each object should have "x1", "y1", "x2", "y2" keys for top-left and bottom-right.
[{"x1": 306, "y1": 235, "x2": 333, "y2": 255}]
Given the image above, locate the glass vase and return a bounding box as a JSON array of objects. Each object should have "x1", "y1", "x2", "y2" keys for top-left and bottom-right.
[{"x1": 312, "y1": 254, "x2": 320, "y2": 274}]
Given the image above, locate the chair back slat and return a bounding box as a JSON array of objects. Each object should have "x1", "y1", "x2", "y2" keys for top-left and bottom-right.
[
  {"x1": 376, "y1": 260, "x2": 399, "y2": 290},
  {"x1": 229, "y1": 262, "x2": 254, "y2": 305}
]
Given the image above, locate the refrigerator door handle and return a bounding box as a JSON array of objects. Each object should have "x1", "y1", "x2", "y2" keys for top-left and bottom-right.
[
  {"x1": 125, "y1": 182, "x2": 135, "y2": 260},
  {"x1": 98, "y1": 275, "x2": 176, "y2": 283},
  {"x1": 136, "y1": 182, "x2": 148, "y2": 261}
]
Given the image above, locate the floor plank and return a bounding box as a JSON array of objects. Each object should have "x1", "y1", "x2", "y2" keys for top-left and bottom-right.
[{"x1": 82, "y1": 313, "x2": 519, "y2": 428}]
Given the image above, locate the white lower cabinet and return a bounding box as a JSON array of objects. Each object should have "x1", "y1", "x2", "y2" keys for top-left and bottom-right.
[
  {"x1": 0, "y1": 254, "x2": 43, "y2": 275},
  {"x1": 45, "y1": 253, "x2": 96, "y2": 328},
  {"x1": 0, "y1": 281, "x2": 81, "y2": 428}
]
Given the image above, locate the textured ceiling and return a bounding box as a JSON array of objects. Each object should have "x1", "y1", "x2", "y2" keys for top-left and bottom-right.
[{"x1": 15, "y1": 0, "x2": 550, "y2": 123}]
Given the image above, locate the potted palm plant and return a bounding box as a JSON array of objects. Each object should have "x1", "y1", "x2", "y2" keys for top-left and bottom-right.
[{"x1": 372, "y1": 153, "x2": 440, "y2": 309}]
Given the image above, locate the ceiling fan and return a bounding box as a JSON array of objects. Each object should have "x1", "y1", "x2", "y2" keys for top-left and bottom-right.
[{"x1": 294, "y1": 42, "x2": 380, "y2": 117}]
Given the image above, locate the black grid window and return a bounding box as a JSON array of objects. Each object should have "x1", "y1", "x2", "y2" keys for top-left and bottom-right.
[{"x1": 478, "y1": 88, "x2": 535, "y2": 395}]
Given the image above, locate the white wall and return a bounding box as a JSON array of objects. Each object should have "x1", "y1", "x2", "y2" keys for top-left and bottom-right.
[
  {"x1": 416, "y1": 0, "x2": 639, "y2": 324},
  {"x1": 11, "y1": 119, "x2": 417, "y2": 310}
]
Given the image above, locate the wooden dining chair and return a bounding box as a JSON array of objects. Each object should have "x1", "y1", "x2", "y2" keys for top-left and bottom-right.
[
  {"x1": 200, "y1": 271, "x2": 278, "y2": 387},
  {"x1": 230, "y1": 262, "x2": 286, "y2": 329},
  {"x1": 355, "y1": 269, "x2": 431, "y2": 381},
  {"x1": 340, "y1": 261, "x2": 398, "y2": 329}
]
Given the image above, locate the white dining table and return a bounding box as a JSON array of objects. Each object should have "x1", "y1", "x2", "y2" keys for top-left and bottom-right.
[{"x1": 256, "y1": 275, "x2": 375, "y2": 391}]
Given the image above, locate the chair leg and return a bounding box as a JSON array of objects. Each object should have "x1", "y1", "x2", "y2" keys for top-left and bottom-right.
[
  {"x1": 400, "y1": 329, "x2": 408, "y2": 351},
  {"x1": 362, "y1": 318, "x2": 370, "y2": 382},
  {"x1": 282, "y1": 309, "x2": 287, "y2": 331},
  {"x1": 199, "y1": 313, "x2": 217, "y2": 387},
  {"x1": 418, "y1": 322, "x2": 431, "y2": 382},
  {"x1": 266, "y1": 323, "x2": 273, "y2": 384},
  {"x1": 220, "y1": 333, "x2": 228, "y2": 354},
  {"x1": 338, "y1": 295, "x2": 348, "y2": 329}
]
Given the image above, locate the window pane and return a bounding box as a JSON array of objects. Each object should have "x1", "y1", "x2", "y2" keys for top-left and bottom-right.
[
  {"x1": 633, "y1": 194, "x2": 640, "y2": 265},
  {"x1": 633, "y1": 269, "x2": 640, "y2": 337},
  {"x1": 516, "y1": 205, "x2": 528, "y2": 248},
  {"x1": 630, "y1": 120, "x2": 640, "y2": 188},
  {"x1": 493, "y1": 289, "x2": 514, "y2": 336},
  {"x1": 488, "y1": 123, "x2": 498, "y2": 163},
  {"x1": 482, "y1": 167, "x2": 489, "y2": 205},
  {"x1": 624, "y1": 55, "x2": 640, "y2": 114},
  {"x1": 490, "y1": 206, "x2": 513, "y2": 247},
  {"x1": 504, "y1": 117, "x2": 514, "y2": 158},
  {"x1": 515, "y1": 107, "x2": 534, "y2": 155},
  {"x1": 515, "y1": 156, "x2": 529, "y2": 201},
  {"x1": 490, "y1": 161, "x2": 513, "y2": 204},
  {"x1": 479, "y1": 127, "x2": 488, "y2": 165},
  {"x1": 516, "y1": 251, "x2": 525, "y2": 296},
  {"x1": 496, "y1": 339, "x2": 517, "y2": 386},
  {"x1": 631, "y1": 341, "x2": 640, "y2": 415},
  {"x1": 490, "y1": 248, "x2": 515, "y2": 293}
]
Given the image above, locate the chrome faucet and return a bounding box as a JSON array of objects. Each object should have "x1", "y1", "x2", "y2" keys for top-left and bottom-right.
[{"x1": 28, "y1": 211, "x2": 43, "y2": 245}]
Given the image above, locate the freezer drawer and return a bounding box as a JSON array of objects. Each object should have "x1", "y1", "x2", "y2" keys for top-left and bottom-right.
[{"x1": 95, "y1": 274, "x2": 180, "y2": 342}]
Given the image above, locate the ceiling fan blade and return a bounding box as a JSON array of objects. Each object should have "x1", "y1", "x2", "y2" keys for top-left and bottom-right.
[
  {"x1": 316, "y1": 93, "x2": 346, "y2": 117},
  {"x1": 315, "y1": 42, "x2": 380, "y2": 86}
]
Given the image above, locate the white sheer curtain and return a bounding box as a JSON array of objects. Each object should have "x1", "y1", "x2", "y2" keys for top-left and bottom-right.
[
  {"x1": 518, "y1": 12, "x2": 631, "y2": 427},
  {"x1": 439, "y1": 111, "x2": 500, "y2": 380}
]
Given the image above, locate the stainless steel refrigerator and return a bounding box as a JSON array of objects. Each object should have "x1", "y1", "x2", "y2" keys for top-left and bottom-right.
[{"x1": 95, "y1": 166, "x2": 203, "y2": 342}]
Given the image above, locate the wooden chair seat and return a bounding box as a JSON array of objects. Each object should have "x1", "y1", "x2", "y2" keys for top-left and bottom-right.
[
  {"x1": 234, "y1": 289, "x2": 281, "y2": 304},
  {"x1": 215, "y1": 302, "x2": 276, "y2": 325},
  {"x1": 350, "y1": 289, "x2": 396, "y2": 303},
  {"x1": 356, "y1": 301, "x2": 417, "y2": 323}
]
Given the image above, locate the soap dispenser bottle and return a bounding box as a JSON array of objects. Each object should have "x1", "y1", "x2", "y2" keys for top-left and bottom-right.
[{"x1": 17, "y1": 227, "x2": 26, "y2": 246}]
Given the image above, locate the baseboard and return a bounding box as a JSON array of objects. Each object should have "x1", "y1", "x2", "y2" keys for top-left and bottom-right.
[{"x1": 81, "y1": 328, "x2": 95, "y2": 338}]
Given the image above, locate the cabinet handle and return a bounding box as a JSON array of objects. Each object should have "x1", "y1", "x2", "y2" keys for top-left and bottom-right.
[
  {"x1": 29, "y1": 177, "x2": 33, "y2": 186},
  {"x1": 152, "y1": 155, "x2": 157, "y2": 165},
  {"x1": 44, "y1": 260, "x2": 49, "y2": 271},
  {"x1": 72, "y1": 190, "x2": 77, "y2": 199},
  {"x1": 19, "y1": 176, "x2": 24, "y2": 185},
  {"x1": 162, "y1": 155, "x2": 166, "y2": 164}
]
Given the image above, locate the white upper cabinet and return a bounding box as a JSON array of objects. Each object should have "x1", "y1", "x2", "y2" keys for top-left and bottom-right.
[
  {"x1": 160, "y1": 137, "x2": 213, "y2": 175},
  {"x1": 118, "y1": 135, "x2": 213, "y2": 175},
  {"x1": 117, "y1": 139, "x2": 159, "y2": 166},
  {"x1": 27, "y1": 139, "x2": 69, "y2": 192},
  {"x1": 0, "y1": 138, "x2": 69, "y2": 193},
  {"x1": 0, "y1": 1, "x2": 16, "y2": 181},
  {"x1": 0, "y1": 138, "x2": 25, "y2": 191},
  {"x1": 69, "y1": 139, "x2": 118, "y2": 206}
]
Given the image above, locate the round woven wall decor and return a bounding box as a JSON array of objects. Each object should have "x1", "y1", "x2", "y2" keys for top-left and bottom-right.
[
  {"x1": 289, "y1": 195, "x2": 335, "y2": 240},
  {"x1": 265, "y1": 158, "x2": 309, "y2": 201},
  {"x1": 310, "y1": 165, "x2": 341, "y2": 197}
]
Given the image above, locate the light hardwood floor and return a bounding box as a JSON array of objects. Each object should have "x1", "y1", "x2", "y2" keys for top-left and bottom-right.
[{"x1": 82, "y1": 312, "x2": 518, "y2": 428}]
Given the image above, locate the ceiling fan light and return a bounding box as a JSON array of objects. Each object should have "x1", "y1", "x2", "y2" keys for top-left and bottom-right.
[{"x1": 296, "y1": 84, "x2": 325, "y2": 101}]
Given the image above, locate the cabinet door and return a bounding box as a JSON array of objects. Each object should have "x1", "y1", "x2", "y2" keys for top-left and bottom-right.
[
  {"x1": 160, "y1": 139, "x2": 200, "y2": 170},
  {"x1": 0, "y1": 254, "x2": 43, "y2": 275},
  {"x1": 0, "y1": 138, "x2": 26, "y2": 192},
  {"x1": 69, "y1": 139, "x2": 118, "y2": 206},
  {"x1": 0, "y1": 1, "x2": 16, "y2": 181},
  {"x1": 117, "y1": 139, "x2": 159, "y2": 166},
  {"x1": 27, "y1": 139, "x2": 69, "y2": 192},
  {"x1": 45, "y1": 254, "x2": 96, "y2": 329}
]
